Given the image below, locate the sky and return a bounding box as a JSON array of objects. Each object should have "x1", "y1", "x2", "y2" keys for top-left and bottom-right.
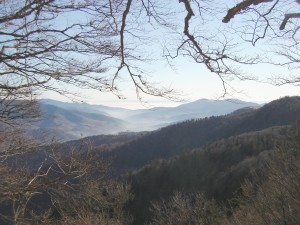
[
  {"x1": 44, "y1": 61, "x2": 300, "y2": 109},
  {"x1": 40, "y1": 0, "x2": 300, "y2": 109}
]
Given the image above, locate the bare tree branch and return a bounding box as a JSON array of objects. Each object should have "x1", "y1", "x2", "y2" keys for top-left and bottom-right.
[
  {"x1": 223, "y1": 0, "x2": 274, "y2": 23},
  {"x1": 280, "y1": 13, "x2": 300, "y2": 30}
]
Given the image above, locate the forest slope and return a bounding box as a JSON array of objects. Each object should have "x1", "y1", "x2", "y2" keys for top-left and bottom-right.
[
  {"x1": 105, "y1": 96, "x2": 300, "y2": 175},
  {"x1": 127, "y1": 125, "x2": 298, "y2": 224}
]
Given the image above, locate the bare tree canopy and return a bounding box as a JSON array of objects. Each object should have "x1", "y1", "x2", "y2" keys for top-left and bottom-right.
[
  {"x1": 0, "y1": 0, "x2": 300, "y2": 120},
  {"x1": 221, "y1": 0, "x2": 300, "y2": 85}
]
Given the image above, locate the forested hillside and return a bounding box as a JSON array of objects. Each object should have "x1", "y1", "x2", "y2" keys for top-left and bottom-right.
[
  {"x1": 1, "y1": 97, "x2": 300, "y2": 225},
  {"x1": 144, "y1": 139, "x2": 300, "y2": 225},
  {"x1": 105, "y1": 96, "x2": 300, "y2": 175},
  {"x1": 21, "y1": 96, "x2": 300, "y2": 177},
  {"x1": 127, "y1": 125, "x2": 298, "y2": 224}
]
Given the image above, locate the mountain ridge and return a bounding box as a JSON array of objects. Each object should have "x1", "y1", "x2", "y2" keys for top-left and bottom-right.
[
  {"x1": 32, "y1": 98, "x2": 259, "y2": 141},
  {"x1": 103, "y1": 96, "x2": 300, "y2": 175}
]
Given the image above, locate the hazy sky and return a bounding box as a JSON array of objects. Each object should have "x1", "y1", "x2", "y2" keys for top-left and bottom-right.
[
  {"x1": 41, "y1": 0, "x2": 300, "y2": 109},
  {"x1": 44, "y1": 60, "x2": 300, "y2": 109}
]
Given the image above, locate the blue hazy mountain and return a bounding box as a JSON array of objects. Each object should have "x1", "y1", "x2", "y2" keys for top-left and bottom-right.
[
  {"x1": 29, "y1": 103, "x2": 128, "y2": 141},
  {"x1": 31, "y1": 99, "x2": 259, "y2": 141},
  {"x1": 124, "y1": 99, "x2": 259, "y2": 130}
]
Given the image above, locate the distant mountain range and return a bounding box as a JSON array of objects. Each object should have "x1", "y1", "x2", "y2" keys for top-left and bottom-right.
[
  {"x1": 29, "y1": 99, "x2": 259, "y2": 141},
  {"x1": 29, "y1": 103, "x2": 127, "y2": 141},
  {"x1": 22, "y1": 96, "x2": 300, "y2": 176}
]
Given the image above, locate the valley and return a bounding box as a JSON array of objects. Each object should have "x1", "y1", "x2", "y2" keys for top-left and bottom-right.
[
  {"x1": 1, "y1": 96, "x2": 300, "y2": 224},
  {"x1": 29, "y1": 98, "x2": 259, "y2": 141}
]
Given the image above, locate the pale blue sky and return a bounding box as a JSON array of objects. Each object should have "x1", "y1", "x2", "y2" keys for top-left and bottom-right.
[{"x1": 41, "y1": 0, "x2": 300, "y2": 109}]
